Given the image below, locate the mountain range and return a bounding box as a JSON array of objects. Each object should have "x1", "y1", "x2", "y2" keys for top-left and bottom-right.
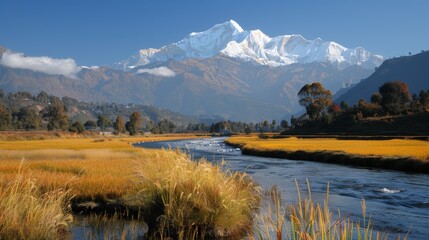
[
  {"x1": 115, "y1": 20, "x2": 383, "y2": 70},
  {"x1": 0, "y1": 20, "x2": 384, "y2": 122}
]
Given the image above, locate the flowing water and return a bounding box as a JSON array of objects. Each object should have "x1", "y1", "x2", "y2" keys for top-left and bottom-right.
[{"x1": 137, "y1": 137, "x2": 429, "y2": 239}]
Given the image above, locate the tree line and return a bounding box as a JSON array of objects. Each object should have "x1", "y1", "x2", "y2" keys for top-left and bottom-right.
[
  {"x1": 0, "y1": 89, "x2": 288, "y2": 135},
  {"x1": 294, "y1": 80, "x2": 429, "y2": 128},
  {"x1": 0, "y1": 89, "x2": 177, "y2": 134}
]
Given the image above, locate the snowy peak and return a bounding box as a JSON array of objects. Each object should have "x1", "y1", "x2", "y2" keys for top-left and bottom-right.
[
  {"x1": 190, "y1": 19, "x2": 244, "y2": 36},
  {"x1": 116, "y1": 20, "x2": 383, "y2": 70},
  {"x1": 175, "y1": 19, "x2": 246, "y2": 59}
]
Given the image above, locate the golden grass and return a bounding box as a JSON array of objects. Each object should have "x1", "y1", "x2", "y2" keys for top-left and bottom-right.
[
  {"x1": 250, "y1": 180, "x2": 408, "y2": 240},
  {"x1": 0, "y1": 133, "x2": 413, "y2": 239},
  {"x1": 0, "y1": 135, "x2": 203, "y2": 199},
  {"x1": 127, "y1": 148, "x2": 261, "y2": 239},
  {"x1": 226, "y1": 136, "x2": 429, "y2": 161},
  {"x1": 0, "y1": 173, "x2": 73, "y2": 240},
  {"x1": 0, "y1": 133, "x2": 262, "y2": 239}
]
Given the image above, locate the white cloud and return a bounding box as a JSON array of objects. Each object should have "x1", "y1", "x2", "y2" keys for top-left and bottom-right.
[
  {"x1": 0, "y1": 51, "x2": 79, "y2": 78},
  {"x1": 136, "y1": 66, "x2": 176, "y2": 77}
]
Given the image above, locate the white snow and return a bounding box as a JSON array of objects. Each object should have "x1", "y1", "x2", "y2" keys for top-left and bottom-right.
[
  {"x1": 79, "y1": 65, "x2": 99, "y2": 70},
  {"x1": 115, "y1": 20, "x2": 383, "y2": 70}
]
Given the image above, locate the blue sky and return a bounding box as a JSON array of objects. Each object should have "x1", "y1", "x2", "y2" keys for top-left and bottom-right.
[{"x1": 1, "y1": 0, "x2": 428, "y2": 66}]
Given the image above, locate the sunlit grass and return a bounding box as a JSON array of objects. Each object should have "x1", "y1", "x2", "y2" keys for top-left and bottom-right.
[
  {"x1": 0, "y1": 135, "x2": 203, "y2": 199},
  {"x1": 0, "y1": 133, "x2": 262, "y2": 239},
  {"x1": 127, "y1": 148, "x2": 261, "y2": 239},
  {"x1": 251, "y1": 180, "x2": 408, "y2": 240},
  {"x1": 0, "y1": 133, "x2": 415, "y2": 239},
  {"x1": 0, "y1": 134, "x2": 202, "y2": 150},
  {"x1": 0, "y1": 172, "x2": 73, "y2": 240},
  {"x1": 226, "y1": 136, "x2": 429, "y2": 160}
]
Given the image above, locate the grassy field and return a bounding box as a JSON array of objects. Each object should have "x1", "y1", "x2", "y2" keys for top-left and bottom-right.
[
  {"x1": 226, "y1": 135, "x2": 429, "y2": 173},
  {"x1": 0, "y1": 132, "x2": 412, "y2": 239},
  {"x1": 0, "y1": 134, "x2": 204, "y2": 199},
  {"x1": 0, "y1": 133, "x2": 261, "y2": 239}
]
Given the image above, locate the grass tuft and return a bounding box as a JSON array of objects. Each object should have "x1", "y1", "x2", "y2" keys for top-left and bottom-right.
[
  {"x1": 250, "y1": 180, "x2": 408, "y2": 240},
  {"x1": 126, "y1": 148, "x2": 261, "y2": 239},
  {"x1": 0, "y1": 172, "x2": 73, "y2": 240}
]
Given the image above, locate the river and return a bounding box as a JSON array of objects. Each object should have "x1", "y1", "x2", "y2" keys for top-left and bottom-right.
[{"x1": 137, "y1": 137, "x2": 429, "y2": 239}]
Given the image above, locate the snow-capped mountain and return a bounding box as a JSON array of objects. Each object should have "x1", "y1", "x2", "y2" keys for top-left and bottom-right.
[
  {"x1": 0, "y1": 43, "x2": 374, "y2": 122},
  {"x1": 115, "y1": 20, "x2": 383, "y2": 70}
]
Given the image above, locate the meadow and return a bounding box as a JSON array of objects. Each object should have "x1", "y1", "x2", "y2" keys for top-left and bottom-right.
[
  {"x1": 0, "y1": 133, "x2": 260, "y2": 239},
  {"x1": 0, "y1": 132, "x2": 412, "y2": 239},
  {"x1": 225, "y1": 135, "x2": 429, "y2": 173},
  {"x1": 0, "y1": 134, "x2": 205, "y2": 199}
]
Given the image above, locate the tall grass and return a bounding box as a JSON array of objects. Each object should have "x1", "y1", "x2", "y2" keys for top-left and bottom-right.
[
  {"x1": 226, "y1": 136, "x2": 429, "y2": 160},
  {"x1": 0, "y1": 149, "x2": 138, "y2": 199},
  {"x1": 126, "y1": 148, "x2": 261, "y2": 239},
  {"x1": 0, "y1": 135, "x2": 414, "y2": 239},
  {"x1": 251, "y1": 180, "x2": 408, "y2": 240},
  {"x1": 0, "y1": 171, "x2": 73, "y2": 240},
  {"x1": 0, "y1": 135, "x2": 201, "y2": 200}
]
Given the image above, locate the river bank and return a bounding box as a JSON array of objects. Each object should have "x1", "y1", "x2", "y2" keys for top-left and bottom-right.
[{"x1": 225, "y1": 135, "x2": 429, "y2": 174}]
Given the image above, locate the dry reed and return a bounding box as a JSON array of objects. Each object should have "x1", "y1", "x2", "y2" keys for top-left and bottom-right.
[
  {"x1": 250, "y1": 180, "x2": 409, "y2": 240},
  {"x1": 0, "y1": 170, "x2": 73, "y2": 240},
  {"x1": 127, "y1": 148, "x2": 261, "y2": 239}
]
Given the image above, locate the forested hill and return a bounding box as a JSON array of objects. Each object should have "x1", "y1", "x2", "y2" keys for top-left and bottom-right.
[
  {"x1": 337, "y1": 50, "x2": 429, "y2": 104},
  {"x1": 0, "y1": 89, "x2": 200, "y2": 131}
]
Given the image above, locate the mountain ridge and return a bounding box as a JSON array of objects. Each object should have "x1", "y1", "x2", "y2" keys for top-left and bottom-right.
[
  {"x1": 115, "y1": 20, "x2": 383, "y2": 70},
  {"x1": 336, "y1": 51, "x2": 429, "y2": 105},
  {"x1": 0, "y1": 52, "x2": 373, "y2": 122}
]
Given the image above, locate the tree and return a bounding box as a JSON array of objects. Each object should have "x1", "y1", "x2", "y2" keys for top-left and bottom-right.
[
  {"x1": 328, "y1": 103, "x2": 341, "y2": 114},
  {"x1": 357, "y1": 98, "x2": 382, "y2": 118},
  {"x1": 270, "y1": 120, "x2": 277, "y2": 131},
  {"x1": 0, "y1": 104, "x2": 12, "y2": 130},
  {"x1": 41, "y1": 97, "x2": 68, "y2": 131},
  {"x1": 158, "y1": 119, "x2": 176, "y2": 133},
  {"x1": 97, "y1": 115, "x2": 112, "y2": 131},
  {"x1": 370, "y1": 93, "x2": 382, "y2": 105},
  {"x1": 35, "y1": 91, "x2": 50, "y2": 105},
  {"x1": 379, "y1": 81, "x2": 411, "y2": 115},
  {"x1": 280, "y1": 120, "x2": 289, "y2": 129},
  {"x1": 69, "y1": 121, "x2": 85, "y2": 133},
  {"x1": 290, "y1": 115, "x2": 298, "y2": 128},
  {"x1": 14, "y1": 107, "x2": 41, "y2": 130},
  {"x1": 114, "y1": 115, "x2": 125, "y2": 135},
  {"x1": 340, "y1": 101, "x2": 350, "y2": 111},
  {"x1": 358, "y1": 98, "x2": 367, "y2": 109},
  {"x1": 84, "y1": 120, "x2": 97, "y2": 130},
  {"x1": 126, "y1": 112, "x2": 142, "y2": 135},
  {"x1": 244, "y1": 127, "x2": 252, "y2": 134},
  {"x1": 261, "y1": 120, "x2": 269, "y2": 132},
  {"x1": 297, "y1": 82, "x2": 332, "y2": 120},
  {"x1": 418, "y1": 90, "x2": 429, "y2": 107}
]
